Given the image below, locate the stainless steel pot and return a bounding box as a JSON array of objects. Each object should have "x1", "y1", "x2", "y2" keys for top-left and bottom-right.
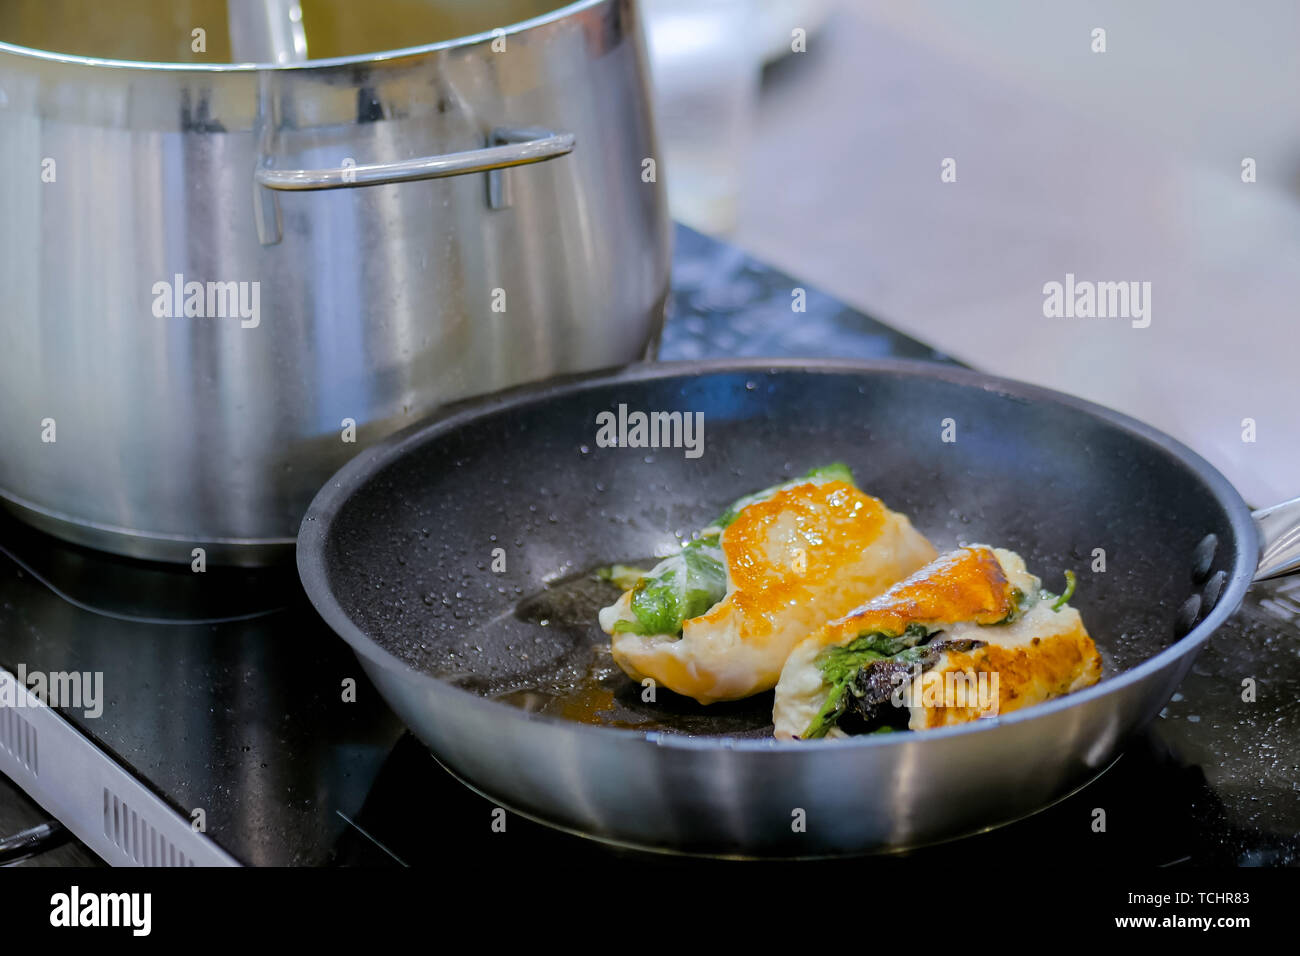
[{"x1": 0, "y1": 0, "x2": 670, "y2": 564}]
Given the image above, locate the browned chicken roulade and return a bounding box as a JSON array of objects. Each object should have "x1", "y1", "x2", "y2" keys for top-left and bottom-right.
[{"x1": 774, "y1": 545, "x2": 1102, "y2": 738}]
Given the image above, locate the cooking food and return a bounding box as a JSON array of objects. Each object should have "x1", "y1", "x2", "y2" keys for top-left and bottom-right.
[
  {"x1": 773, "y1": 545, "x2": 1103, "y2": 739},
  {"x1": 597, "y1": 465, "x2": 936, "y2": 704},
  {"x1": 301, "y1": 360, "x2": 1273, "y2": 855}
]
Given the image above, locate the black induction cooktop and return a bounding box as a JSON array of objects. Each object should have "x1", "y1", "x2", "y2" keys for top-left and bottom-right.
[{"x1": 1, "y1": 225, "x2": 1297, "y2": 868}]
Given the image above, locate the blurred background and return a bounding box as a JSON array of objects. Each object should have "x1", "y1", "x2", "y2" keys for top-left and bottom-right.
[{"x1": 642, "y1": 0, "x2": 1300, "y2": 509}]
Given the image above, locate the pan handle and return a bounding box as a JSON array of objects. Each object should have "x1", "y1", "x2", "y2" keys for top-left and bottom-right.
[
  {"x1": 254, "y1": 127, "x2": 575, "y2": 191},
  {"x1": 1252, "y1": 496, "x2": 1300, "y2": 581}
]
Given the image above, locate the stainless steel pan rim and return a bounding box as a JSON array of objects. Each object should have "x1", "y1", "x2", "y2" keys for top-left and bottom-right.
[
  {"x1": 297, "y1": 357, "x2": 1261, "y2": 753},
  {"x1": 0, "y1": 0, "x2": 604, "y2": 72},
  {"x1": 432, "y1": 749, "x2": 1127, "y2": 859}
]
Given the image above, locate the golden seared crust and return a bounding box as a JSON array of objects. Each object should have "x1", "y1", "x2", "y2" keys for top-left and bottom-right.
[
  {"x1": 909, "y1": 607, "x2": 1103, "y2": 728},
  {"x1": 772, "y1": 545, "x2": 1102, "y2": 739},
  {"x1": 694, "y1": 481, "x2": 887, "y2": 645},
  {"x1": 812, "y1": 546, "x2": 1015, "y2": 650}
]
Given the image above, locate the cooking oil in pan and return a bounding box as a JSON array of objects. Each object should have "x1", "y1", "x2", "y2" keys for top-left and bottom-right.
[{"x1": 495, "y1": 566, "x2": 775, "y2": 738}]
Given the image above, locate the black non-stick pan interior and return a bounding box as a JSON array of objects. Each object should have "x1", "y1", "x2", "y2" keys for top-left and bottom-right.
[{"x1": 312, "y1": 361, "x2": 1250, "y2": 737}]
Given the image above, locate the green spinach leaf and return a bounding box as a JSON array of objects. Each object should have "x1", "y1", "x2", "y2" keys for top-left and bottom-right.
[
  {"x1": 801, "y1": 623, "x2": 931, "y2": 738},
  {"x1": 611, "y1": 536, "x2": 726, "y2": 636}
]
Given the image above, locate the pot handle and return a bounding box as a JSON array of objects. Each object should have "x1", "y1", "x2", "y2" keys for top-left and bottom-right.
[
  {"x1": 255, "y1": 126, "x2": 574, "y2": 191},
  {"x1": 1253, "y1": 496, "x2": 1300, "y2": 581},
  {"x1": 253, "y1": 126, "x2": 574, "y2": 244}
]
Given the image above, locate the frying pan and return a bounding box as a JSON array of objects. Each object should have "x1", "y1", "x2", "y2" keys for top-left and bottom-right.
[{"x1": 297, "y1": 359, "x2": 1300, "y2": 856}]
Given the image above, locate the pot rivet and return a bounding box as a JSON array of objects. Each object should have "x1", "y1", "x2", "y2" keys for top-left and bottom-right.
[
  {"x1": 1191, "y1": 533, "x2": 1217, "y2": 582},
  {"x1": 1175, "y1": 593, "x2": 1202, "y2": 637},
  {"x1": 1202, "y1": 569, "x2": 1227, "y2": 612}
]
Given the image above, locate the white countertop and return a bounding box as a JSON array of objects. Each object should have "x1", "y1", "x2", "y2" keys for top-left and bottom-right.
[{"x1": 716, "y1": 1, "x2": 1299, "y2": 509}]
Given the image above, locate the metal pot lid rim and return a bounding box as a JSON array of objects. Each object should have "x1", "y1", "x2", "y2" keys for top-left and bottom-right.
[
  {"x1": 0, "y1": 0, "x2": 602, "y2": 73},
  {"x1": 296, "y1": 357, "x2": 1260, "y2": 753}
]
